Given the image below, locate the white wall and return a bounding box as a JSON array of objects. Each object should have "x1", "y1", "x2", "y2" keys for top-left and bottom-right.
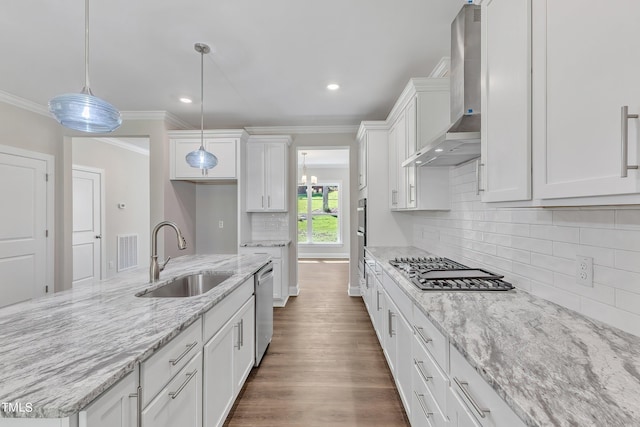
[
  {"x1": 297, "y1": 165, "x2": 350, "y2": 258},
  {"x1": 411, "y1": 160, "x2": 640, "y2": 338},
  {"x1": 72, "y1": 138, "x2": 150, "y2": 278},
  {"x1": 196, "y1": 183, "x2": 238, "y2": 254}
]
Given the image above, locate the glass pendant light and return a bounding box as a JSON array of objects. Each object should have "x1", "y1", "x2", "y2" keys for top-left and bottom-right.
[
  {"x1": 48, "y1": 0, "x2": 122, "y2": 133},
  {"x1": 300, "y1": 152, "x2": 318, "y2": 185},
  {"x1": 185, "y1": 43, "x2": 218, "y2": 173}
]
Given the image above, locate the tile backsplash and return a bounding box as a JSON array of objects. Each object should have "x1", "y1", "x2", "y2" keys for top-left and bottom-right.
[
  {"x1": 411, "y1": 161, "x2": 640, "y2": 337},
  {"x1": 250, "y1": 212, "x2": 290, "y2": 241}
]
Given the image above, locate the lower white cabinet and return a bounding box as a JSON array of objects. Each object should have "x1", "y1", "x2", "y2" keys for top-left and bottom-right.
[
  {"x1": 79, "y1": 371, "x2": 138, "y2": 427},
  {"x1": 203, "y1": 296, "x2": 255, "y2": 427},
  {"x1": 141, "y1": 352, "x2": 202, "y2": 427},
  {"x1": 238, "y1": 246, "x2": 289, "y2": 306},
  {"x1": 447, "y1": 386, "x2": 481, "y2": 427}
]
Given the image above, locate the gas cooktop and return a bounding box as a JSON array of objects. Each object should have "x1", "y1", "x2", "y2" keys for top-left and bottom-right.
[{"x1": 389, "y1": 257, "x2": 514, "y2": 291}]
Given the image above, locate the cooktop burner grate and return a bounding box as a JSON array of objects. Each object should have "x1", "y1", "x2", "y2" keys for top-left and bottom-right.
[{"x1": 389, "y1": 256, "x2": 514, "y2": 291}]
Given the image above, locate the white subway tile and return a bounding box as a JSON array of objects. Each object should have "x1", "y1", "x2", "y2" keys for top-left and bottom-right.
[
  {"x1": 553, "y1": 209, "x2": 615, "y2": 228},
  {"x1": 503, "y1": 271, "x2": 531, "y2": 291},
  {"x1": 551, "y1": 242, "x2": 615, "y2": 267},
  {"x1": 593, "y1": 265, "x2": 640, "y2": 293},
  {"x1": 473, "y1": 221, "x2": 497, "y2": 233},
  {"x1": 483, "y1": 233, "x2": 513, "y2": 247},
  {"x1": 530, "y1": 280, "x2": 581, "y2": 312},
  {"x1": 553, "y1": 272, "x2": 615, "y2": 305},
  {"x1": 511, "y1": 236, "x2": 553, "y2": 255},
  {"x1": 615, "y1": 289, "x2": 640, "y2": 316},
  {"x1": 580, "y1": 228, "x2": 640, "y2": 251},
  {"x1": 470, "y1": 240, "x2": 497, "y2": 255},
  {"x1": 512, "y1": 261, "x2": 553, "y2": 285},
  {"x1": 615, "y1": 209, "x2": 640, "y2": 230},
  {"x1": 511, "y1": 209, "x2": 554, "y2": 225},
  {"x1": 531, "y1": 253, "x2": 574, "y2": 276},
  {"x1": 614, "y1": 250, "x2": 640, "y2": 273},
  {"x1": 580, "y1": 297, "x2": 640, "y2": 337},
  {"x1": 497, "y1": 246, "x2": 531, "y2": 264},
  {"x1": 495, "y1": 222, "x2": 530, "y2": 237},
  {"x1": 483, "y1": 210, "x2": 513, "y2": 223},
  {"x1": 530, "y1": 224, "x2": 580, "y2": 243}
]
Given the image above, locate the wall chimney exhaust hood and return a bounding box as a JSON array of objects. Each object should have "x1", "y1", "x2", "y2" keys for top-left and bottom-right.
[{"x1": 403, "y1": 4, "x2": 481, "y2": 168}]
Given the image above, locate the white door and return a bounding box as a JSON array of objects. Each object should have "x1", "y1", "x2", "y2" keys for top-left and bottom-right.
[
  {"x1": 0, "y1": 152, "x2": 48, "y2": 307},
  {"x1": 72, "y1": 167, "x2": 103, "y2": 286}
]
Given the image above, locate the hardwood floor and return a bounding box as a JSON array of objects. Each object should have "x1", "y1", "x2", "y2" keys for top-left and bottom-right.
[{"x1": 223, "y1": 259, "x2": 410, "y2": 427}]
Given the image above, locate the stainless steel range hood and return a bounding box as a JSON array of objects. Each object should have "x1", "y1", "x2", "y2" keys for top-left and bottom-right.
[{"x1": 403, "y1": 4, "x2": 481, "y2": 168}]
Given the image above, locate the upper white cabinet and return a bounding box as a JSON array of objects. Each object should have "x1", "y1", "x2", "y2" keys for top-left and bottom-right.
[
  {"x1": 387, "y1": 78, "x2": 450, "y2": 211},
  {"x1": 169, "y1": 130, "x2": 248, "y2": 181},
  {"x1": 245, "y1": 136, "x2": 291, "y2": 212},
  {"x1": 480, "y1": 0, "x2": 532, "y2": 202},
  {"x1": 358, "y1": 130, "x2": 368, "y2": 190},
  {"x1": 532, "y1": 0, "x2": 640, "y2": 200}
]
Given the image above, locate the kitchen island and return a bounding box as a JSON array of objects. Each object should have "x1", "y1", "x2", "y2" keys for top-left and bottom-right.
[
  {"x1": 0, "y1": 253, "x2": 270, "y2": 421},
  {"x1": 366, "y1": 246, "x2": 640, "y2": 427}
]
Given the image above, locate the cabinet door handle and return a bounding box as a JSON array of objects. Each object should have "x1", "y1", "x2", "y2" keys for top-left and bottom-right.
[
  {"x1": 261, "y1": 196, "x2": 264, "y2": 208},
  {"x1": 476, "y1": 159, "x2": 485, "y2": 195},
  {"x1": 235, "y1": 322, "x2": 242, "y2": 350},
  {"x1": 409, "y1": 184, "x2": 415, "y2": 202},
  {"x1": 168, "y1": 369, "x2": 198, "y2": 400},
  {"x1": 169, "y1": 341, "x2": 198, "y2": 366},
  {"x1": 414, "y1": 326, "x2": 432, "y2": 345},
  {"x1": 453, "y1": 376, "x2": 490, "y2": 419},
  {"x1": 388, "y1": 310, "x2": 395, "y2": 337},
  {"x1": 268, "y1": 195, "x2": 271, "y2": 208},
  {"x1": 414, "y1": 359, "x2": 433, "y2": 383},
  {"x1": 128, "y1": 385, "x2": 142, "y2": 427},
  {"x1": 240, "y1": 318, "x2": 244, "y2": 348},
  {"x1": 413, "y1": 391, "x2": 433, "y2": 419},
  {"x1": 621, "y1": 105, "x2": 639, "y2": 177},
  {"x1": 376, "y1": 291, "x2": 381, "y2": 311}
]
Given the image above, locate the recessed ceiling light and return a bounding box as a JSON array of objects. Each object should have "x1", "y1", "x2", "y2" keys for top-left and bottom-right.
[
  {"x1": 327, "y1": 83, "x2": 340, "y2": 91},
  {"x1": 416, "y1": 160, "x2": 423, "y2": 164},
  {"x1": 435, "y1": 148, "x2": 444, "y2": 152},
  {"x1": 179, "y1": 97, "x2": 193, "y2": 104}
]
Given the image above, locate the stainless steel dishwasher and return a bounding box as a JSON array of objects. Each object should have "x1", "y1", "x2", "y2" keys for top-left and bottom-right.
[{"x1": 255, "y1": 262, "x2": 274, "y2": 366}]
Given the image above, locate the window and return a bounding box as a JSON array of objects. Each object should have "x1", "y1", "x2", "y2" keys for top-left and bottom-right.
[{"x1": 297, "y1": 184, "x2": 340, "y2": 244}]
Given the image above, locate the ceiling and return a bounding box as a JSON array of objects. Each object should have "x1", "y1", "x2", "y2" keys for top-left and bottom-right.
[{"x1": 0, "y1": 0, "x2": 464, "y2": 129}]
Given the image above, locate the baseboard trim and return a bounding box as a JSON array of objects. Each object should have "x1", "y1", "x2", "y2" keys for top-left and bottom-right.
[
  {"x1": 348, "y1": 286, "x2": 361, "y2": 297},
  {"x1": 297, "y1": 254, "x2": 349, "y2": 259},
  {"x1": 289, "y1": 284, "x2": 300, "y2": 296}
]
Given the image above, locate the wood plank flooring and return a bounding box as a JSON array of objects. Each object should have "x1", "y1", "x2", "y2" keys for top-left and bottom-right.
[{"x1": 223, "y1": 259, "x2": 410, "y2": 427}]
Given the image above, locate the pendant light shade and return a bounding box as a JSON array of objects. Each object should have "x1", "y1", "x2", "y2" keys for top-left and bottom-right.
[
  {"x1": 186, "y1": 43, "x2": 218, "y2": 171},
  {"x1": 48, "y1": 0, "x2": 122, "y2": 133}
]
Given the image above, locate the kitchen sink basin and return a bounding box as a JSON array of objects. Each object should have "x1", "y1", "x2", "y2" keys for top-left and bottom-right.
[{"x1": 136, "y1": 272, "x2": 233, "y2": 298}]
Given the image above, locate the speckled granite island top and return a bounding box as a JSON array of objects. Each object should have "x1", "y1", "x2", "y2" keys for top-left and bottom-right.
[
  {"x1": 0, "y1": 253, "x2": 270, "y2": 419},
  {"x1": 240, "y1": 240, "x2": 291, "y2": 247},
  {"x1": 366, "y1": 246, "x2": 640, "y2": 427}
]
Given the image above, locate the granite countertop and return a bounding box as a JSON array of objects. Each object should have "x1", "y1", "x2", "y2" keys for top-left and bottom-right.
[
  {"x1": 365, "y1": 246, "x2": 640, "y2": 427},
  {"x1": 240, "y1": 240, "x2": 291, "y2": 247},
  {"x1": 0, "y1": 253, "x2": 270, "y2": 419}
]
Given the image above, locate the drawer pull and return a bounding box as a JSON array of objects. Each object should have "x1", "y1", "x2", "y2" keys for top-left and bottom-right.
[
  {"x1": 128, "y1": 385, "x2": 142, "y2": 427},
  {"x1": 414, "y1": 359, "x2": 433, "y2": 383},
  {"x1": 388, "y1": 310, "x2": 396, "y2": 337},
  {"x1": 414, "y1": 391, "x2": 433, "y2": 419},
  {"x1": 168, "y1": 369, "x2": 198, "y2": 400},
  {"x1": 621, "y1": 105, "x2": 639, "y2": 178},
  {"x1": 414, "y1": 326, "x2": 432, "y2": 345},
  {"x1": 453, "y1": 377, "x2": 490, "y2": 419},
  {"x1": 169, "y1": 341, "x2": 198, "y2": 366},
  {"x1": 376, "y1": 291, "x2": 382, "y2": 311}
]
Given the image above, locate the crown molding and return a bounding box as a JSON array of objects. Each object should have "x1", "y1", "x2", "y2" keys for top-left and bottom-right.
[
  {"x1": 429, "y1": 57, "x2": 451, "y2": 78},
  {"x1": 167, "y1": 129, "x2": 249, "y2": 143},
  {"x1": 94, "y1": 137, "x2": 150, "y2": 156},
  {"x1": 120, "y1": 111, "x2": 192, "y2": 130},
  {"x1": 247, "y1": 134, "x2": 293, "y2": 145},
  {"x1": 245, "y1": 125, "x2": 358, "y2": 135},
  {"x1": 386, "y1": 77, "x2": 450, "y2": 125},
  {"x1": 357, "y1": 121, "x2": 390, "y2": 139},
  {"x1": 0, "y1": 90, "x2": 51, "y2": 117}
]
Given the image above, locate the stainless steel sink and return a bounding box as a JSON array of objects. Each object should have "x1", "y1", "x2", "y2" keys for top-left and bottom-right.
[{"x1": 136, "y1": 272, "x2": 233, "y2": 298}]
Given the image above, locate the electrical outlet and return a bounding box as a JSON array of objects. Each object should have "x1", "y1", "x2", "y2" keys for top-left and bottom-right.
[
  {"x1": 108, "y1": 261, "x2": 114, "y2": 270},
  {"x1": 575, "y1": 256, "x2": 593, "y2": 287},
  {"x1": 218, "y1": 220, "x2": 224, "y2": 229}
]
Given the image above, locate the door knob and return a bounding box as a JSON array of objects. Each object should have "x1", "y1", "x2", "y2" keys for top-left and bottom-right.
[{"x1": 95, "y1": 235, "x2": 102, "y2": 239}]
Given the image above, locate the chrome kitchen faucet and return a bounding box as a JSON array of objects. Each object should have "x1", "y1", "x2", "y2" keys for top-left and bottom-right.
[{"x1": 150, "y1": 221, "x2": 187, "y2": 282}]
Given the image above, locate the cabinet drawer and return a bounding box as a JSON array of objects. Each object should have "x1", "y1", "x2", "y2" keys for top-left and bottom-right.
[
  {"x1": 450, "y1": 345, "x2": 526, "y2": 427},
  {"x1": 382, "y1": 270, "x2": 412, "y2": 319},
  {"x1": 238, "y1": 246, "x2": 282, "y2": 258},
  {"x1": 413, "y1": 306, "x2": 448, "y2": 372},
  {"x1": 203, "y1": 277, "x2": 253, "y2": 343},
  {"x1": 141, "y1": 318, "x2": 202, "y2": 408},
  {"x1": 412, "y1": 367, "x2": 447, "y2": 427},
  {"x1": 413, "y1": 333, "x2": 448, "y2": 415}
]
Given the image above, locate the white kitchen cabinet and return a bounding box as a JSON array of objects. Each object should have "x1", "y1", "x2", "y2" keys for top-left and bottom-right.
[
  {"x1": 372, "y1": 274, "x2": 386, "y2": 346},
  {"x1": 358, "y1": 130, "x2": 368, "y2": 191},
  {"x1": 381, "y1": 287, "x2": 397, "y2": 376},
  {"x1": 480, "y1": 0, "x2": 532, "y2": 202},
  {"x1": 447, "y1": 386, "x2": 482, "y2": 427},
  {"x1": 245, "y1": 136, "x2": 291, "y2": 212},
  {"x1": 388, "y1": 79, "x2": 450, "y2": 211},
  {"x1": 79, "y1": 371, "x2": 137, "y2": 427},
  {"x1": 203, "y1": 296, "x2": 255, "y2": 427},
  {"x1": 532, "y1": 0, "x2": 640, "y2": 201},
  {"x1": 169, "y1": 130, "x2": 248, "y2": 181},
  {"x1": 449, "y1": 345, "x2": 526, "y2": 427},
  {"x1": 238, "y1": 245, "x2": 289, "y2": 307},
  {"x1": 142, "y1": 352, "x2": 202, "y2": 427}
]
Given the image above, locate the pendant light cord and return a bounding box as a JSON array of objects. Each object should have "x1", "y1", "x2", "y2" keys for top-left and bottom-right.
[
  {"x1": 83, "y1": 0, "x2": 91, "y2": 94},
  {"x1": 200, "y1": 46, "x2": 205, "y2": 150}
]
